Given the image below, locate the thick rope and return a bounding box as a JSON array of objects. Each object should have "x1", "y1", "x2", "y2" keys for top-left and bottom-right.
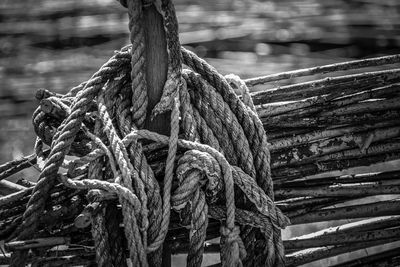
[
  {"x1": 88, "y1": 120, "x2": 127, "y2": 267},
  {"x1": 172, "y1": 150, "x2": 218, "y2": 266},
  {"x1": 180, "y1": 79, "x2": 224, "y2": 157},
  {"x1": 119, "y1": 0, "x2": 148, "y2": 128},
  {"x1": 181, "y1": 47, "x2": 285, "y2": 266},
  {"x1": 226, "y1": 73, "x2": 257, "y2": 113},
  {"x1": 181, "y1": 47, "x2": 274, "y2": 197},
  {"x1": 226, "y1": 72, "x2": 283, "y2": 266},
  {"x1": 188, "y1": 189, "x2": 208, "y2": 267},
  {"x1": 184, "y1": 70, "x2": 256, "y2": 178}
]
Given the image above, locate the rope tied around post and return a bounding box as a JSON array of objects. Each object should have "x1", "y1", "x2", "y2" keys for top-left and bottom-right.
[{"x1": 7, "y1": 0, "x2": 289, "y2": 266}]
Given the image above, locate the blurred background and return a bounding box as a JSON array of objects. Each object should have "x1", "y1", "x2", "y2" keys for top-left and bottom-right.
[
  {"x1": 2, "y1": 0, "x2": 400, "y2": 165},
  {"x1": 1, "y1": 0, "x2": 400, "y2": 266}
]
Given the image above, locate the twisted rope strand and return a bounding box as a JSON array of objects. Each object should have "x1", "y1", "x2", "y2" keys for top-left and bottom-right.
[
  {"x1": 181, "y1": 47, "x2": 273, "y2": 196},
  {"x1": 126, "y1": 0, "x2": 148, "y2": 128},
  {"x1": 172, "y1": 150, "x2": 220, "y2": 266},
  {"x1": 188, "y1": 189, "x2": 208, "y2": 267},
  {"x1": 181, "y1": 47, "x2": 284, "y2": 266},
  {"x1": 184, "y1": 70, "x2": 256, "y2": 178}
]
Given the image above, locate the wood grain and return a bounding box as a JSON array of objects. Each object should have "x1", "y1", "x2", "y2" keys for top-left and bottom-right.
[{"x1": 143, "y1": 5, "x2": 170, "y2": 135}]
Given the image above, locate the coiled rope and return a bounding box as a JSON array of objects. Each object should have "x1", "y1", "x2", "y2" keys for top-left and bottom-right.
[{"x1": 10, "y1": 0, "x2": 289, "y2": 266}]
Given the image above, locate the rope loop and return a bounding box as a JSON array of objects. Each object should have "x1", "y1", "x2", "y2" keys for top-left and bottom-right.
[
  {"x1": 221, "y1": 225, "x2": 247, "y2": 266},
  {"x1": 225, "y1": 73, "x2": 257, "y2": 113}
]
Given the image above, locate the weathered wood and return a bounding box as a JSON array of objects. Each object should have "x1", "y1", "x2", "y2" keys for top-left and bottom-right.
[
  {"x1": 275, "y1": 183, "x2": 400, "y2": 199},
  {"x1": 251, "y1": 68, "x2": 400, "y2": 105},
  {"x1": 143, "y1": 5, "x2": 170, "y2": 135},
  {"x1": 0, "y1": 180, "x2": 27, "y2": 196},
  {"x1": 269, "y1": 120, "x2": 400, "y2": 150},
  {"x1": 280, "y1": 170, "x2": 400, "y2": 187},
  {"x1": 273, "y1": 151, "x2": 400, "y2": 181},
  {"x1": 290, "y1": 199, "x2": 400, "y2": 225},
  {"x1": 256, "y1": 83, "x2": 400, "y2": 118},
  {"x1": 331, "y1": 246, "x2": 400, "y2": 267},
  {"x1": 276, "y1": 197, "x2": 339, "y2": 211},
  {"x1": 292, "y1": 216, "x2": 400, "y2": 240},
  {"x1": 142, "y1": 4, "x2": 170, "y2": 266},
  {"x1": 5, "y1": 237, "x2": 70, "y2": 251},
  {"x1": 245, "y1": 54, "x2": 400, "y2": 86},
  {"x1": 320, "y1": 97, "x2": 400, "y2": 117},
  {"x1": 285, "y1": 238, "x2": 400, "y2": 267},
  {"x1": 263, "y1": 110, "x2": 400, "y2": 129},
  {"x1": 287, "y1": 227, "x2": 400, "y2": 249},
  {"x1": 272, "y1": 129, "x2": 400, "y2": 168},
  {"x1": 0, "y1": 248, "x2": 96, "y2": 265}
]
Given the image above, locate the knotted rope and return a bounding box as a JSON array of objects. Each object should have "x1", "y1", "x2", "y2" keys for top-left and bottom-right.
[{"x1": 9, "y1": 0, "x2": 289, "y2": 266}]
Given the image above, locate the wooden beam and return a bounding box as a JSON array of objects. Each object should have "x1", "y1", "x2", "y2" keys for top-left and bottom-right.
[
  {"x1": 143, "y1": 4, "x2": 170, "y2": 135},
  {"x1": 142, "y1": 4, "x2": 171, "y2": 267}
]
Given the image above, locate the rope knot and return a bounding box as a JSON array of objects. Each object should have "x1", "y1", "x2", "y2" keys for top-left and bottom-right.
[
  {"x1": 220, "y1": 226, "x2": 247, "y2": 267},
  {"x1": 225, "y1": 73, "x2": 257, "y2": 112}
]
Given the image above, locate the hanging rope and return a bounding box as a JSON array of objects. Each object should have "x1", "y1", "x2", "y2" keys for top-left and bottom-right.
[{"x1": 8, "y1": 0, "x2": 289, "y2": 266}]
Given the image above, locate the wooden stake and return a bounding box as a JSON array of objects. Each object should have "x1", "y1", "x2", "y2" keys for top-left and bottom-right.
[
  {"x1": 143, "y1": 5, "x2": 170, "y2": 135},
  {"x1": 142, "y1": 4, "x2": 171, "y2": 266}
]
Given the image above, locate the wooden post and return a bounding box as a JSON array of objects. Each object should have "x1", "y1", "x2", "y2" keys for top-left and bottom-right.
[
  {"x1": 143, "y1": 5, "x2": 170, "y2": 135},
  {"x1": 142, "y1": 4, "x2": 171, "y2": 267}
]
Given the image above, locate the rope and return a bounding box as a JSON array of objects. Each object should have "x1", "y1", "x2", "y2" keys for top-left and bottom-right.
[
  {"x1": 98, "y1": 88, "x2": 149, "y2": 266},
  {"x1": 181, "y1": 47, "x2": 285, "y2": 266},
  {"x1": 8, "y1": 0, "x2": 289, "y2": 266},
  {"x1": 88, "y1": 120, "x2": 127, "y2": 267},
  {"x1": 119, "y1": 0, "x2": 148, "y2": 128},
  {"x1": 225, "y1": 73, "x2": 257, "y2": 113},
  {"x1": 188, "y1": 189, "x2": 208, "y2": 267},
  {"x1": 9, "y1": 48, "x2": 131, "y2": 267},
  {"x1": 184, "y1": 69, "x2": 256, "y2": 177},
  {"x1": 110, "y1": 81, "x2": 162, "y2": 266},
  {"x1": 125, "y1": 130, "x2": 244, "y2": 265},
  {"x1": 111, "y1": 78, "x2": 163, "y2": 266},
  {"x1": 152, "y1": 0, "x2": 182, "y2": 117},
  {"x1": 172, "y1": 151, "x2": 211, "y2": 266}
]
